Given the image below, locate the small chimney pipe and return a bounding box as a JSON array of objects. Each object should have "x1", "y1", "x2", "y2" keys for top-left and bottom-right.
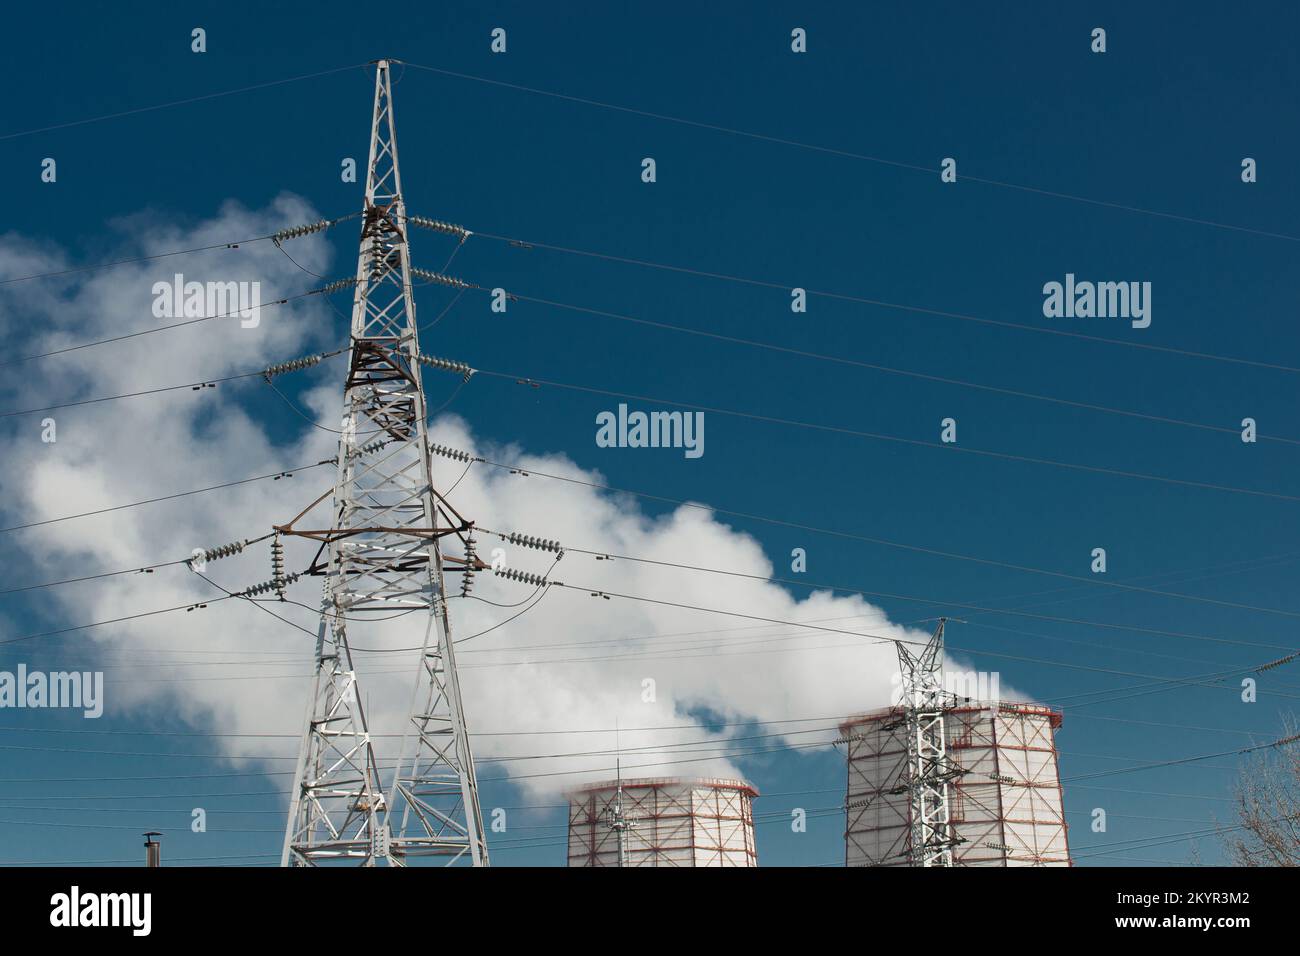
[{"x1": 144, "y1": 831, "x2": 162, "y2": 868}]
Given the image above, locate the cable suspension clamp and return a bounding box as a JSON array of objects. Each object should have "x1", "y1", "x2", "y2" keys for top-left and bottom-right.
[
  {"x1": 410, "y1": 266, "x2": 472, "y2": 290},
  {"x1": 416, "y1": 353, "x2": 475, "y2": 381},
  {"x1": 407, "y1": 215, "x2": 472, "y2": 242}
]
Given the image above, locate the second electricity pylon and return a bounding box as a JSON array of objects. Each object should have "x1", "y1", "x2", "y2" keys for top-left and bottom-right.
[
  {"x1": 604, "y1": 760, "x2": 639, "y2": 867},
  {"x1": 280, "y1": 59, "x2": 489, "y2": 867},
  {"x1": 896, "y1": 618, "x2": 963, "y2": 866}
]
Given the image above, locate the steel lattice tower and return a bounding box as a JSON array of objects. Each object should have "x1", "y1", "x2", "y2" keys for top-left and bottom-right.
[
  {"x1": 280, "y1": 59, "x2": 489, "y2": 867},
  {"x1": 896, "y1": 618, "x2": 962, "y2": 866}
]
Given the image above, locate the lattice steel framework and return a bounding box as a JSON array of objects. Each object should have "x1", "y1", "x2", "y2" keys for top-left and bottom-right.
[
  {"x1": 895, "y1": 618, "x2": 962, "y2": 866},
  {"x1": 280, "y1": 59, "x2": 488, "y2": 867}
]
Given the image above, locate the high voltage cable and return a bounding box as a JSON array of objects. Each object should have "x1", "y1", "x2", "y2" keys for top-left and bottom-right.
[
  {"x1": 960, "y1": 620, "x2": 1300, "y2": 685},
  {"x1": 68, "y1": 614, "x2": 1208, "y2": 681},
  {"x1": 0, "y1": 458, "x2": 334, "y2": 535},
  {"x1": 400, "y1": 60, "x2": 1299, "y2": 244},
  {"x1": 0, "y1": 63, "x2": 370, "y2": 142},
  {"x1": 0, "y1": 286, "x2": 337, "y2": 368},
  {"x1": 0, "y1": 236, "x2": 283, "y2": 286},
  {"x1": 536, "y1": 581, "x2": 1296, "y2": 698},
  {"x1": 467, "y1": 368, "x2": 1300, "y2": 503},
  {"x1": 0, "y1": 715, "x2": 845, "y2": 740},
  {"x1": 544, "y1": 539, "x2": 1300, "y2": 625},
  {"x1": 0, "y1": 725, "x2": 844, "y2": 766},
  {"x1": 5, "y1": 638, "x2": 1283, "y2": 706},
  {"x1": 241, "y1": 569, "x2": 1288, "y2": 692},
  {"x1": 56, "y1": 484, "x2": 1258, "y2": 705},
  {"x1": 489, "y1": 288, "x2": 1300, "y2": 446},
  {"x1": 0, "y1": 370, "x2": 273, "y2": 419},
  {"x1": 0, "y1": 595, "x2": 236, "y2": 648},
  {"x1": 0, "y1": 556, "x2": 193, "y2": 596},
  {"x1": 470, "y1": 231, "x2": 1300, "y2": 373},
  {"x1": 8, "y1": 441, "x2": 1283, "y2": 665},
  {"x1": 1062, "y1": 733, "x2": 1300, "y2": 782},
  {"x1": 410, "y1": 251, "x2": 1300, "y2": 456},
  {"x1": 20, "y1": 542, "x2": 1242, "y2": 663},
  {"x1": 0, "y1": 210, "x2": 359, "y2": 287},
  {"x1": 0, "y1": 348, "x2": 345, "y2": 421},
  {"x1": 462, "y1": 453, "x2": 1300, "y2": 637}
]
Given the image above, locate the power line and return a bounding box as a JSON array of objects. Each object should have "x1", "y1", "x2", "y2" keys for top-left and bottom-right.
[
  {"x1": 0, "y1": 595, "x2": 235, "y2": 648},
  {"x1": 400, "y1": 60, "x2": 1300, "y2": 243},
  {"x1": 490, "y1": 288, "x2": 1300, "y2": 446},
  {"x1": 458, "y1": 575, "x2": 1297, "y2": 700},
  {"x1": 542, "y1": 538, "x2": 1300, "y2": 627},
  {"x1": 471, "y1": 230, "x2": 1300, "y2": 373},
  {"x1": 0, "y1": 349, "x2": 344, "y2": 421},
  {"x1": 0, "y1": 458, "x2": 333, "y2": 535},
  {"x1": 0, "y1": 62, "x2": 369, "y2": 142},
  {"x1": 0, "y1": 556, "x2": 193, "y2": 596},
  {"x1": 468, "y1": 368, "x2": 1300, "y2": 503},
  {"x1": 1063, "y1": 733, "x2": 1300, "y2": 783},
  {"x1": 0, "y1": 287, "x2": 333, "y2": 368},
  {"x1": 463, "y1": 458, "x2": 1298, "y2": 646}
]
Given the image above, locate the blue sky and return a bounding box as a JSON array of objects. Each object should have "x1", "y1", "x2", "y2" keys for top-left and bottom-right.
[{"x1": 0, "y1": 1, "x2": 1298, "y2": 867}]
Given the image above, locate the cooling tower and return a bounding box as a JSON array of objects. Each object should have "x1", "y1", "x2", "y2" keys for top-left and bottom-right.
[
  {"x1": 567, "y1": 777, "x2": 758, "y2": 867},
  {"x1": 841, "y1": 702, "x2": 1070, "y2": 866}
]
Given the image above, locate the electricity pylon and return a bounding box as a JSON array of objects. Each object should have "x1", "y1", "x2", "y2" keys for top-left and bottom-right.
[
  {"x1": 896, "y1": 618, "x2": 962, "y2": 866},
  {"x1": 280, "y1": 58, "x2": 489, "y2": 867},
  {"x1": 604, "y1": 759, "x2": 639, "y2": 867}
]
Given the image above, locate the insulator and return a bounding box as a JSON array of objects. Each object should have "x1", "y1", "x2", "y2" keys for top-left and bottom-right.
[
  {"x1": 461, "y1": 532, "x2": 478, "y2": 598},
  {"x1": 273, "y1": 219, "x2": 331, "y2": 242},
  {"x1": 429, "y1": 442, "x2": 474, "y2": 463},
  {"x1": 271, "y1": 534, "x2": 287, "y2": 600},
  {"x1": 351, "y1": 437, "x2": 390, "y2": 458},
  {"x1": 191, "y1": 540, "x2": 245, "y2": 565},
  {"x1": 263, "y1": 354, "x2": 324, "y2": 378},
  {"x1": 1258, "y1": 652, "x2": 1300, "y2": 672},
  {"x1": 494, "y1": 566, "x2": 548, "y2": 588},
  {"x1": 505, "y1": 531, "x2": 563, "y2": 554},
  {"x1": 240, "y1": 572, "x2": 301, "y2": 598},
  {"x1": 416, "y1": 353, "x2": 475, "y2": 381},
  {"x1": 320, "y1": 277, "x2": 359, "y2": 295},
  {"x1": 407, "y1": 215, "x2": 471, "y2": 241},
  {"x1": 411, "y1": 266, "x2": 471, "y2": 290}
]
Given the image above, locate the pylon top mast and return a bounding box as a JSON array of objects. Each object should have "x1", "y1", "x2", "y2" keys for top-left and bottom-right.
[{"x1": 896, "y1": 618, "x2": 964, "y2": 866}]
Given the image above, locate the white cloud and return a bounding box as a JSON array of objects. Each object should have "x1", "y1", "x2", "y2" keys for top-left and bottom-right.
[{"x1": 0, "y1": 197, "x2": 997, "y2": 803}]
